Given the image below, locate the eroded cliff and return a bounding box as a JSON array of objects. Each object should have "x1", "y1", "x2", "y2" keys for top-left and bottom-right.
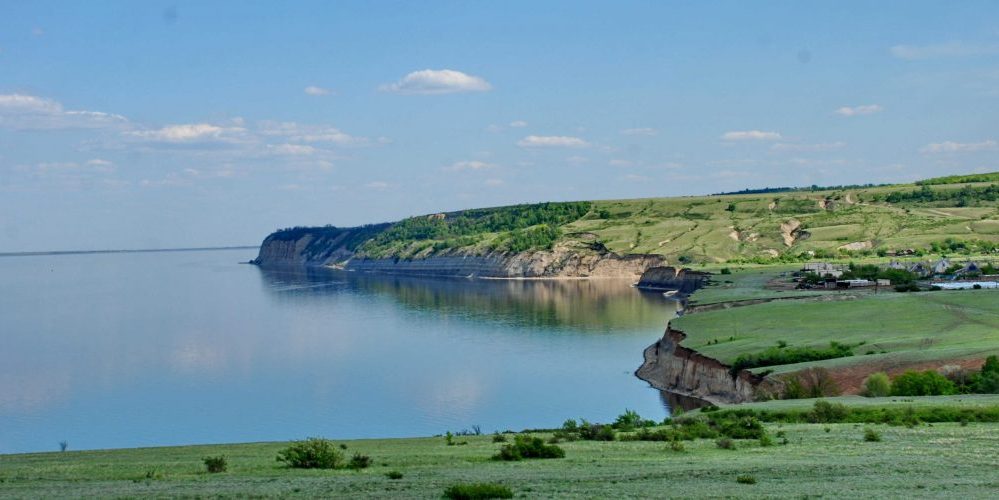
[
  {"x1": 636, "y1": 266, "x2": 710, "y2": 293},
  {"x1": 635, "y1": 326, "x2": 762, "y2": 404}
]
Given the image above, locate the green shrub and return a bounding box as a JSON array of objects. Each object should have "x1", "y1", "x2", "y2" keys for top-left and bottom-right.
[
  {"x1": 891, "y1": 370, "x2": 956, "y2": 396},
  {"x1": 864, "y1": 428, "x2": 882, "y2": 442},
  {"x1": 716, "y1": 438, "x2": 736, "y2": 450},
  {"x1": 717, "y1": 416, "x2": 766, "y2": 439},
  {"x1": 203, "y1": 455, "x2": 227, "y2": 473},
  {"x1": 975, "y1": 355, "x2": 999, "y2": 393},
  {"x1": 737, "y1": 474, "x2": 757, "y2": 484},
  {"x1": 780, "y1": 367, "x2": 841, "y2": 399},
  {"x1": 493, "y1": 435, "x2": 565, "y2": 461},
  {"x1": 759, "y1": 434, "x2": 774, "y2": 447},
  {"x1": 443, "y1": 482, "x2": 514, "y2": 500},
  {"x1": 276, "y1": 438, "x2": 344, "y2": 469},
  {"x1": 491, "y1": 432, "x2": 507, "y2": 443},
  {"x1": 348, "y1": 452, "x2": 372, "y2": 470},
  {"x1": 808, "y1": 401, "x2": 849, "y2": 423},
  {"x1": 613, "y1": 409, "x2": 651, "y2": 431},
  {"x1": 669, "y1": 439, "x2": 686, "y2": 452},
  {"x1": 863, "y1": 372, "x2": 892, "y2": 397},
  {"x1": 385, "y1": 470, "x2": 403, "y2": 480},
  {"x1": 734, "y1": 343, "x2": 854, "y2": 372}
]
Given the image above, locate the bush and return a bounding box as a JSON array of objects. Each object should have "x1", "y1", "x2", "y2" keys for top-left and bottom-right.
[
  {"x1": 780, "y1": 367, "x2": 841, "y2": 399},
  {"x1": 717, "y1": 416, "x2": 766, "y2": 439},
  {"x1": 492, "y1": 432, "x2": 507, "y2": 443},
  {"x1": 891, "y1": 370, "x2": 956, "y2": 396},
  {"x1": 759, "y1": 434, "x2": 774, "y2": 447},
  {"x1": 716, "y1": 438, "x2": 736, "y2": 450},
  {"x1": 863, "y1": 372, "x2": 892, "y2": 397},
  {"x1": 669, "y1": 439, "x2": 686, "y2": 452},
  {"x1": 385, "y1": 470, "x2": 403, "y2": 480},
  {"x1": 863, "y1": 428, "x2": 882, "y2": 442},
  {"x1": 493, "y1": 435, "x2": 565, "y2": 461},
  {"x1": 443, "y1": 482, "x2": 514, "y2": 500},
  {"x1": 613, "y1": 409, "x2": 651, "y2": 431},
  {"x1": 975, "y1": 355, "x2": 999, "y2": 393},
  {"x1": 737, "y1": 474, "x2": 757, "y2": 484},
  {"x1": 277, "y1": 438, "x2": 344, "y2": 469},
  {"x1": 203, "y1": 455, "x2": 228, "y2": 473},
  {"x1": 808, "y1": 401, "x2": 849, "y2": 423},
  {"x1": 348, "y1": 452, "x2": 372, "y2": 470},
  {"x1": 732, "y1": 342, "x2": 854, "y2": 373}
]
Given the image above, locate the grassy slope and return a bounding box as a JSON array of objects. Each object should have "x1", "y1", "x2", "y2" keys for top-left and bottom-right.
[
  {"x1": 273, "y1": 178, "x2": 999, "y2": 264},
  {"x1": 3, "y1": 420, "x2": 998, "y2": 498},
  {"x1": 671, "y1": 288, "x2": 999, "y2": 374},
  {"x1": 571, "y1": 182, "x2": 999, "y2": 262}
]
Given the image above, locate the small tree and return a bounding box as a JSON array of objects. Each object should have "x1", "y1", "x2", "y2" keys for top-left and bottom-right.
[
  {"x1": 863, "y1": 372, "x2": 892, "y2": 397},
  {"x1": 891, "y1": 371, "x2": 955, "y2": 396}
]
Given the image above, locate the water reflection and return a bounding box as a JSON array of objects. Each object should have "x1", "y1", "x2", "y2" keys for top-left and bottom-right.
[
  {"x1": 256, "y1": 266, "x2": 674, "y2": 332},
  {"x1": 2, "y1": 251, "x2": 688, "y2": 453}
]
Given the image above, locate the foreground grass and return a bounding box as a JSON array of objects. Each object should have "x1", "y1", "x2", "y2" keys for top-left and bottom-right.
[
  {"x1": 672, "y1": 288, "x2": 999, "y2": 373},
  {"x1": 3, "y1": 421, "x2": 999, "y2": 498}
]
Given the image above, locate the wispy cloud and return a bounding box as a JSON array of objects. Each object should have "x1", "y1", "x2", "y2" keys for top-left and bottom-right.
[
  {"x1": 835, "y1": 104, "x2": 883, "y2": 117},
  {"x1": 0, "y1": 94, "x2": 128, "y2": 130},
  {"x1": 771, "y1": 142, "x2": 846, "y2": 152},
  {"x1": 517, "y1": 135, "x2": 589, "y2": 148},
  {"x1": 920, "y1": 140, "x2": 997, "y2": 153},
  {"x1": 364, "y1": 181, "x2": 389, "y2": 189},
  {"x1": 127, "y1": 123, "x2": 247, "y2": 143},
  {"x1": 890, "y1": 41, "x2": 999, "y2": 60},
  {"x1": 304, "y1": 85, "x2": 333, "y2": 96},
  {"x1": 257, "y1": 121, "x2": 370, "y2": 146},
  {"x1": 380, "y1": 69, "x2": 491, "y2": 95},
  {"x1": 509, "y1": 120, "x2": 528, "y2": 128},
  {"x1": 721, "y1": 130, "x2": 782, "y2": 141},
  {"x1": 444, "y1": 160, "x2": 494, "y2": 171},
  {"x1": 620, "y1": 127, "x2": 657, "y2": 136}
]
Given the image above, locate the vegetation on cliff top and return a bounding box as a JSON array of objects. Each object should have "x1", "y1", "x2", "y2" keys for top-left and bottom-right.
[{"x1": 262, "y1": 173, "x2": 999, "y2": 264}]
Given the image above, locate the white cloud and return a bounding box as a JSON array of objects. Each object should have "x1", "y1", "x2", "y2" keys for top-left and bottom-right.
[
  {"x1": 0, "y1": 93, "x2": 128, "y2": 130},
  {"x1": 771, "y1": 142, "x2": 846, "y2": 152},
  {"x1": 304, "y1": 85, "x2": 333, "y2": 96},
  {"x1": 623, "y1": 174, "x2": 650, "y2": 181},
  {"x1": 565, "y1": 155, "x2": 589, "y2": 165},
  {"x1": 365, "y1": 181, "x2": 389, "y2": 189},
  {"x1": 509, "y1": 120, "x2": 528, "y2": 128},
  {"x1": 920, "y1": 140, "x2": 997, "y2": 154},
  {"x1": 835, "y1": 104, "x2": 883, "y2": 117},
  {"x1": 721, "y1": 130, "x2": 782, "y2": 141},
  {"x1": 380, "y1": 69, "x2": 492, "y2": 95},
  {"x1": 890, "y1": 42, "x2": 999, "y2": 60},
  {"x1": 268, "y1": 144, "x2": 317, "y2": 155},
  {"x1": 445, "y1": 160, "x2": 494, "y2": 171},
  {"x1": 257, "y1": 121, "x2": 368, "y2": 146},
  {"x1": 621, "y1": 127, "x2": 657, "y2": 136},
  {"x1": 517, "y1": 135, "x2": 589, "y2": 148},
  {"x1": 484, "y1": 178, "x2": 505, "y2": 186},
  {"x1": 608, "y1": 159, "x2": 633, "y2": 167},
  {"x1": 127, "y1": 123, "x2": 246, "y2": 143}
]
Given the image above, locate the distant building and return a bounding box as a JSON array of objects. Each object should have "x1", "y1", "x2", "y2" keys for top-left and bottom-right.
[
  {"x1": 802, "y1": 262, "x2": 846, "y2": 278},
  {"x1": 932, "y1": 258, "x2": 951, "y2": 275}
]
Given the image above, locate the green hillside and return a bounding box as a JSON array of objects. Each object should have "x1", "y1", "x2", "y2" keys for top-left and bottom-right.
[{"x1": 269, "y1": 174, "x2": 999, "y2": 264}]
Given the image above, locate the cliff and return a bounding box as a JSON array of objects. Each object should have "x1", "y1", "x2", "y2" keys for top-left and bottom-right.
[
  {"x1": 636, "y1": 266, "x2": 710, "y2": 294},
  {"x1": 635, "y1": 326, "x2": 763, "y2": 404},
  {"x1": 252, "y1": 228, "x2": 667, "y2": 279}
]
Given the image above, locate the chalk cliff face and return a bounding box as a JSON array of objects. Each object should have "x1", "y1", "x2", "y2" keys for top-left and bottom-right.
[
  {"x1": 253, "y1": 229, "x2": 666, "y2": 279},
  {"x1": 635, "y1": 327, "x2": 762, "y2": 404},
  {"x1": 636, "y1": 266, "x2": 710, "y2": 293}
]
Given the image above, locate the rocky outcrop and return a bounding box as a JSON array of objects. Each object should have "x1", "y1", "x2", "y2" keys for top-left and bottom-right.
[
  {"x1": 253, "y1": 228, "x2": 666, "y2": 279},
  {"x1": 635, "y1": 326, "x2": 762, "y2": 404},
  {"x1": 636, "y1": 266, "x2": 709, "y2": 294}
]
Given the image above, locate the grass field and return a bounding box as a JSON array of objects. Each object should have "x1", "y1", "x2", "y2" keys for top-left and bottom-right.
[
  {"x1": 3, "y1": 402, "x2": 999, "y2": 498},
  {"x1": 671, "y1": 288, "x2": 999, "y2": 374}
]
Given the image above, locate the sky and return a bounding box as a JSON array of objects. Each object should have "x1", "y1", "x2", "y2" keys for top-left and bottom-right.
[{"x1": 1, "y1": 1, "x2": 998, "y2": 251}]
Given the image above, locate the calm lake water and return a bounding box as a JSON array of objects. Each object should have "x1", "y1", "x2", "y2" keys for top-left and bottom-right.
[{"x1": 0, "y1": 249, "x2": 682, "y2": 453}]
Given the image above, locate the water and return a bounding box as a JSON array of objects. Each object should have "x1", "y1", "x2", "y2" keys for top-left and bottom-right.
[
  {"x1": 933, "y1": 281, "x2": 999, "y2": 290},
  {"x1": 0, "y1": 249, "x2": 681, "y2": 453}
]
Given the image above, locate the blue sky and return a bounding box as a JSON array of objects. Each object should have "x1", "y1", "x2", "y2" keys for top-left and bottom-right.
[{"x1": 1, "y1": 1, "x2": 998, "y2": 251}]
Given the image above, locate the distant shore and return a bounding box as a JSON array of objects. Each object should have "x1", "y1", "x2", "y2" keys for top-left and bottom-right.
[{"x1": 0, "y1": 246, "x2": 257, "y2": 258}]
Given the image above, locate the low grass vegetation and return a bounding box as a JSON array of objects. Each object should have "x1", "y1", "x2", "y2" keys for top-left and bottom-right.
[{"x1": 3, "y1": 399, "x2": 999, "y2": 498}]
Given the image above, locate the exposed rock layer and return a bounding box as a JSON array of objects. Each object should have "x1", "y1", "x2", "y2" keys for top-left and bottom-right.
[
  {"x1": 636, "y1": 266, "x2": 710, "y2": 293},
  {"x1": 635, "y1": 327, "x2": 762, "y2": 404},
  {"x1": 252, "y1": 231, "x2": 666, "y2": 279}
]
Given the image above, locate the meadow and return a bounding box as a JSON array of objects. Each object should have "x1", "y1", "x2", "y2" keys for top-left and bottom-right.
[
  {"x1": 2, "y1": 397, "x2": 998, "y2": 498},
  {"x1": 671, "y1": 288, "x2": 999, "y2": 375}
]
